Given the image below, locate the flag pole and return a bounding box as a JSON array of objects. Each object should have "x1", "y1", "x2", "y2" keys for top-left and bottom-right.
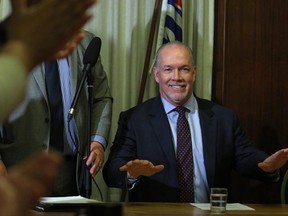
[{"x1": 137, "y1": 0, "x2": 162, "y2": 105}]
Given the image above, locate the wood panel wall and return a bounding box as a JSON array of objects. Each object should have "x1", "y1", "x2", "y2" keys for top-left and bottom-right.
[{"x1": 213, "y1": 0, "x2": 288, "y2": 203}]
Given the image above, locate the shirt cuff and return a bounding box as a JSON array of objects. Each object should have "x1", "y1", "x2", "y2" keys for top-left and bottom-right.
[
  {"x1": 267, "y1": 169, "x2": 280, "y2": 182},
  {"x1": 91, "y1": 135, "x2": 107, "y2": 149},
  {"x1": 126, "y1": 172, "x2": 140, "y2": 190}
]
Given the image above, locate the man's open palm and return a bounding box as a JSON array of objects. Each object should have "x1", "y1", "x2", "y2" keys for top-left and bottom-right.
[{"x1": 119, "y1": 159, "x2": 164, "y2": 178}]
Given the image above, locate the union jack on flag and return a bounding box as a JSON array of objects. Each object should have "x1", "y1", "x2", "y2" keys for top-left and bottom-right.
[{"x1": 163, "y1": 0, "x2": 183, "y2": 44}]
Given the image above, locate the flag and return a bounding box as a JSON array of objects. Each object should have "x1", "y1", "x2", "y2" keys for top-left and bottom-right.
[
  {"x1": 163, "y1": 0, "x2": 183, "y2": 44},
  {"x1": 147, "y1": 0, "x2": 183, "y2": 76},
  {"x1": 155, "y1": 0, "x2": 183, "y2": 51},
  {"x1": 144, "y1": 0, "x2": 183, "y2": 101}
]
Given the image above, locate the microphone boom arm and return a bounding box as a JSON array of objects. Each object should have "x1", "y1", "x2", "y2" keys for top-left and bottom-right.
[{"x1": 68, "y1": 64, "x2": 91, "y2": 122}]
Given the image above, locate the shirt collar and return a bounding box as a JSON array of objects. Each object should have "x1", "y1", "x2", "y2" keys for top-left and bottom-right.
[{"x1": 161, "y1": 94, "x2": 197, "y2": 114}]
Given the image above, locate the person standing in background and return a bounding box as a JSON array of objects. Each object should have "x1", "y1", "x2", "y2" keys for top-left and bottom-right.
[
  {"x1": 0, "y1": 30, "x2": 112, "y2": 196},
  {"x1": 0, "y1": 0, "x2": 111, "y2": 197},
  {"x1": 0, "y1": 0, "x2": 97, "y2": 214}
]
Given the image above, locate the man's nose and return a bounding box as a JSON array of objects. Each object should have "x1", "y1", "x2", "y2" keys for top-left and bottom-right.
[{"x1": 172, "y1": 69, "x2": 181, "y2": 79}]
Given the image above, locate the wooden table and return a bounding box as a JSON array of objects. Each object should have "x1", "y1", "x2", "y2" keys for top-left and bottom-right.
[
  {"x1": 32, "y1": 203, "x2": 288, "y2": 216},
  {"x1": 123, "y1": 203, "x2": 288, "y2": 216}
]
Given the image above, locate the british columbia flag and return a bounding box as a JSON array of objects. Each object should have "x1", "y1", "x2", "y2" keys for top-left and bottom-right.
[{"x1": 163, "y1": 0, "x2": 183, "y2": 44}]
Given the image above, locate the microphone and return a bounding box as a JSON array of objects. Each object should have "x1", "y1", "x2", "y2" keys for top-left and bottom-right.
[
  {"x1": 68, "y1": 37, "x2": 102, "y2": 121},
  {"x1": 82, "y1": 37, "x2": 102, "y2": 72}
]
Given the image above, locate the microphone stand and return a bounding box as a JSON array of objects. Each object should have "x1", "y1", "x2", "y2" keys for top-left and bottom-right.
[
  {"x1": 68, "y1": 66, "x2": 93, "y2": 198},
  {"x1": 84, "y1": 69, "x2": 93, "y2": 199}
]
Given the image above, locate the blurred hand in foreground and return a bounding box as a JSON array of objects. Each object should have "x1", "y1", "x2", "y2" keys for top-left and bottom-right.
[{"x1": 0, "y1": 151, "x2": 62, "y2": 216}]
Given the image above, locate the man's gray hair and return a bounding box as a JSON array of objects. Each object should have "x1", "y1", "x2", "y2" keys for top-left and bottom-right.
[{"x1": 154, "y1": 41, "x2": 194, "y2": 67}]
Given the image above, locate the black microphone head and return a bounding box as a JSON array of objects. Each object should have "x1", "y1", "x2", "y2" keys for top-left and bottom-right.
[{"x1": 83, "y1": 37, "x2": 102, "y2": 67}]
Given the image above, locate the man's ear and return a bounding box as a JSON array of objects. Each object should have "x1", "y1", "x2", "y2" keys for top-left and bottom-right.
[
  {"x1": 153, "y1": 67, "x2": 160, "y2": 84},
  {"x1": 192, "y1": 65, "x2": 197, "y2": 82}
]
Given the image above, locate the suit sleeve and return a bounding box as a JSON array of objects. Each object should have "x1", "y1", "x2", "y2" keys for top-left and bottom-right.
[
  {"x1": 103, "y1": 111, "x2": 136, "y2": 188},
  {"x1": 90, "y1": 55, "x2": 113, "y2": 148}
]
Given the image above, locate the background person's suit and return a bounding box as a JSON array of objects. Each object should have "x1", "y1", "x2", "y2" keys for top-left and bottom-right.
[{"x1": 0, "y1": 31, "x2": 112, "y2": 195}]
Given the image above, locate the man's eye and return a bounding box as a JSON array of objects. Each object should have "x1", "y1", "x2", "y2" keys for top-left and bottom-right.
[
  {"x1": 181, "y1": 67, "x2": 190, "y2": 73},
  {"x1": 163, "y1": 68, "x2": 173, "y2": 73}
]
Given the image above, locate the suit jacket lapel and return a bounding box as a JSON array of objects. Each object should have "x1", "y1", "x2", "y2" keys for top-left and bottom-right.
[
  {"x1": 68, "y1": 51, "x2": 82, "y2": 98},
  {"x1": 197, "y1": 97, "x2": 217, "y2": 188},
  {"x1": 69, "y1": 35, "x2": 92, "y2": 99},
  {"x1": 32, "y1": 64, "x2": 48, "y2": 102},
  {"x1": 148, "y1": 97, "x2": 177, "y2": 165}
]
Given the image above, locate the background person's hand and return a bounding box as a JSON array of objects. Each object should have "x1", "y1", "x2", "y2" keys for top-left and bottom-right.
[
  {"x1": 86, "y1": 141, "x2": 105, "y2": 177},
  {"x1": 52, "y1": 30, "x2": 85, "y2": 60},
  {"x1": 6, "y1": 0, "x2": 96, "y2": 71}
]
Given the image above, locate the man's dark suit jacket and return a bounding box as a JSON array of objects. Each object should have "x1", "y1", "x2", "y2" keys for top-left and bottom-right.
[{"x1": 103, "y1": 95, "x2": 275, "y2": 202}]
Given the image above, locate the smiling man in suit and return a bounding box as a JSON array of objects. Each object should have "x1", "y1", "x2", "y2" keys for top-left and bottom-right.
[{"x1": 103, "y1": 41, "x2": 288, "y2": 203}]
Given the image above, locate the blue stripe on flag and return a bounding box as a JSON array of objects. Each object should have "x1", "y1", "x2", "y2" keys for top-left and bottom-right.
[
  {"x1": 163, "y1": 0, "x2": 182, "y2": 44},
  {"x1": 163, "y1": 16, "x2": 182, "y2": 44}
]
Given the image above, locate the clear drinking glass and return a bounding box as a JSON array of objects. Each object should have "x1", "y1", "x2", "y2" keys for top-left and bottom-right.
[{"x1": 210, "y1": 188, "x2": 228, "y2": 214}]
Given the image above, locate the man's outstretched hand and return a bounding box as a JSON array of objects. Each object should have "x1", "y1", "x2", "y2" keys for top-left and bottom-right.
[
  {"x1": 119, "y1": 159, "x2": 164, "y2": 178},
  {"x1": 258, "y1": 148, "x2": 288, "y2": 172}
]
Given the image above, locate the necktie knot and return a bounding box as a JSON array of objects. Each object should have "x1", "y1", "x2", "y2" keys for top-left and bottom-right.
[{"x1": 175, "y1": 106, "x2": 187, "y2": 116}]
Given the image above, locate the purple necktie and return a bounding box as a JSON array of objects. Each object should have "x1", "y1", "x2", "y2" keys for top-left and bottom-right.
[{"x1": 175, "y1": 106, "x2": 194, "y2": 202}]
